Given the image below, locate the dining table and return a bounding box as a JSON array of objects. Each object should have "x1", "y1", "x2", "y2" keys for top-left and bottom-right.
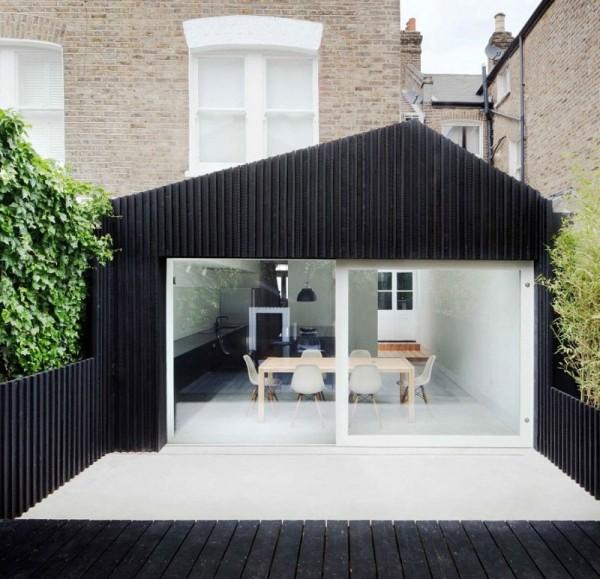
[{"x1": 256, "y1": 356, "x2": 416, "y2": 422}]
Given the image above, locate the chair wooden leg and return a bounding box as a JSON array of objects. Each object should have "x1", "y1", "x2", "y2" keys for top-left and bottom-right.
[
  {"x1": 371, "y1": 395, "x2": 382, "y2": 429},
  {"x1": 421, "y1": 386, "x2": 428, "y2": 404},
  {"x1": 351, "y1": 394, "x2": 360, "y2": 417},
  {"x1": 291, "y1": 394, "x2": 303, "y2": 427},
  {"x1": 401, "y1": 386, "x2": 408, "y2": 404},
  {"x1": 314, "y1": 394, "x2": 325, "y2": 427}
]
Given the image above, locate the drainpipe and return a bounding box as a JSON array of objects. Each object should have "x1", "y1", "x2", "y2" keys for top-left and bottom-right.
[
  {"x1": 481, "y1": 65, "x2": 493, "y2": 164},
  {"x1": 519, "y1": 35, "x2": 526, "y2": 183}
]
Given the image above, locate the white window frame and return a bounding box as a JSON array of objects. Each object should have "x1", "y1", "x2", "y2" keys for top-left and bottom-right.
[
  {"x1": 497, "y1": 67, "x2": 511, "y2": 103},
  {"x1": 183, "y1": 16, "x2": 323, "y2": 177},
  {"x1": 441, "y1": 120, "x2": 484, "y2": 159},
  {"x1": 335, "y1": 260, "x2": 535, "y2": 448},
  {"x1": 509, "y1": 139, "x2": 522, "y2": 181},
  {"x1": 166, "y1": 258, "x2": 534, "y2": 448},
  {"x1": 0, "y1": 39, "x2": 64, "y2": 164},
  {"x1": 187, "y1": 49, "x2": 319, "y2": 177}
]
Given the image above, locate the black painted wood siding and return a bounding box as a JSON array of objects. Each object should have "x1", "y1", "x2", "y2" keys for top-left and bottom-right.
[
  {"x1": 104, "y1": 121, "x2": 551, "y2": 452},
  {"x1": 0, "y1": 358, "x2": 103, "y2": 519}
]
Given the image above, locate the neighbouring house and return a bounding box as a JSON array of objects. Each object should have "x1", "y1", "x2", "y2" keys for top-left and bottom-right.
[
  {"x1": 400, "y1": 18, "x2": 488, "y2": 160},
  {"x1": 480, "y1": 0, "x2": 600, "y2": 198}
]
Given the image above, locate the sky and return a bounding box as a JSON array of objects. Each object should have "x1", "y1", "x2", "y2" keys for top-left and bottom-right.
[{"x1": 401, "y1": 0, "x2": 540, "y2": 74}]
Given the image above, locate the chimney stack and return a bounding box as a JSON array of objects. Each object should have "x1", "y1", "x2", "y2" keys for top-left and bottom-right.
[
  {"x1": 494, "y1": 13, "x2": 506, "y2": 33},
  {"x1": 400, "y1": 16, "x2": 422, "y2": 75},
  {"x1": 486, "y1": 13, "x2": 514, "y2": 72}
]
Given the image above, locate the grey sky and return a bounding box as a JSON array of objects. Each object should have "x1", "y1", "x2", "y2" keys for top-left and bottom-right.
[{"x1": 401, "y1": 0, "x2": 540, "y2": 74}]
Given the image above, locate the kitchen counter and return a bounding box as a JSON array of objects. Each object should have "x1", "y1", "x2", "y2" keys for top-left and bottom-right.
[{"x1": 174, "y1": 325, "x2": 247, "y2": 357}]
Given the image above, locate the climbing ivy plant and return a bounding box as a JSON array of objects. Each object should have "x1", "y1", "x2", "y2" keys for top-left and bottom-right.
[
  {"x1": 0, "y1": 109, "x2": 112, "y2": 381},
  {"x1": 540, "y1": 168, "x2": 600, "y2": 408}
]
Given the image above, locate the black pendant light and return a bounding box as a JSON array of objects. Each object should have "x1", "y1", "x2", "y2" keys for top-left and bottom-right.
[{"x1": 297, "y1": 281, "x2": 317, "y2": 302}]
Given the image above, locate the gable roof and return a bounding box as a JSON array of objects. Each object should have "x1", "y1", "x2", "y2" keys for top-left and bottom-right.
[{"x1": 111, "y1": 121, "x2": 549, "y2": 262}]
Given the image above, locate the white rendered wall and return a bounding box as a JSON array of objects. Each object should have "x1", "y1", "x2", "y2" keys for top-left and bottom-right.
[{"x1": 417, "y1": 269, "x2": 521, "y2": 432}]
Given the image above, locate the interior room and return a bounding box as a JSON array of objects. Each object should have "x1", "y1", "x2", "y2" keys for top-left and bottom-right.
[
  {"x1": 168, "y1": 260, "x2": 524, "y2": 445},
  {"x1": 170, "y1": 259, "x2": 337, "y2": 444}
]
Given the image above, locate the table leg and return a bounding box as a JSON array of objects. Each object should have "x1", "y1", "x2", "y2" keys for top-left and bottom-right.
[
  {"x1": 407, "y1": 368, "x2": 415, "y2": 422},
  {"x1": 258, "y1": 369, "x2": 265, "y2": 422}
]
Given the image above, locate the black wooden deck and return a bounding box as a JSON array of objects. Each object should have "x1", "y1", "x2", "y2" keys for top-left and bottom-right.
[{"x1": 1, "y1": 520, "x2": 600, "y2": 578}]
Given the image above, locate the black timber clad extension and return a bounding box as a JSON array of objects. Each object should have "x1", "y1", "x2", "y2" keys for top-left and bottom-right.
[{"x1": 104, "y1": 120, "x2": 551, "y2": 451}]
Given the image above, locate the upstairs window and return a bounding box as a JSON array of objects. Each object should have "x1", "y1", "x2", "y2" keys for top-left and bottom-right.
[
  {"x1": 497, "y1": 67, "x2": 511, "y2": 102},
  {"x1": 509, "y1": 139, "x2": 522, "y2": 181},
  {"x1": 190, "y1": 51, "x2": 318, "y2": 175},
  {"x1": 442, "y1": 122, "x2": 482, "y2": 158},
  {"x1": 184, "y1": 16, "x2": 323, "y2": 177},
  {"x1": 0, "y1": 42, "x2": 64, "y2": 163}
]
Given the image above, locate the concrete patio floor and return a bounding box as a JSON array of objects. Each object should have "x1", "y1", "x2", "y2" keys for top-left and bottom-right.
[{"x1": 21, "y1": 447, "x2": 600, "y2": 521}]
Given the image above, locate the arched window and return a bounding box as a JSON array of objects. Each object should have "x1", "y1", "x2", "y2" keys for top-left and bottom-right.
[
  {"x1": 183, "y1": 16, "x2": 323, "y2": 176},
  {"x1": 0, "y1": 40, "x2": 64, "y2": 163}
]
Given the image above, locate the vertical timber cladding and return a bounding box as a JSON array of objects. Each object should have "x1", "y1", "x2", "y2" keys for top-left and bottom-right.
[{"x1": 107, "y1": 120, "x2": 551, "y2": 451}]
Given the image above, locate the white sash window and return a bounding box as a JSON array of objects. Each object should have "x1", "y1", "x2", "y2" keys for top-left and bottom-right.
[{"x1": 0, "y1": 42, "x2": 64, "y2": 163}]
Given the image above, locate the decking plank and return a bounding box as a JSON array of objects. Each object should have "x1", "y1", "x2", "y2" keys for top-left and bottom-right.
[
  {"x1": 189, "y1": 520, "x2": 237, "y2": 579},
  {"x1": 323, "y1": 520, "x2": 349, "y2": 579},
  {"x1": 215, "y1": 520, "x2": 259, "y2": 579},
  {"x1": 241, "y1": 520, "x2": 281, "y2": 579},
  {"x1": 554, "y1": 521, "x2": 600, "y2": 575},
  {"x1": 162, "y1": 521, "x2": 214, "y2": 579},
  {"x1": 462, "y1": 521, "x2": 514, "y2": 579},
  {"x1": 439, "y1": 521, "x2": 486, "y2": 579},
  {"x1": 507, "y1": 521, "x2": 569, "y2": 579},
  {"x1": 578, "y1": 521, "x2": 600, "y2": 548},
  {"x1": 530, "y1": 521, "x2": 598, "y2": 579},
  {"x1": 35, "y1": 520, "x2": 108, "y2": 578},
  {"x1": 0, "y1": 519, "x2": 66, "y2": 575},
  {"x1": 269, "y1": 520, "x2": 303, "y2": 579},
  {"x1": 1, "y1": 519, "x2": 599, "y2": 578},
  {"x1": 297, "y1": 520, "x2": 326, "y2": 579},
  {"x1": 372, "y1": 520, "x2": 402, "y2": 579},
  {"x1": 395, "y1": 521, "x2": 431, "y2": 579},
  {"x1": 349, "y1": 520, "x2": 376, "y2": 579},
  {"x1": 85, "y1": 521, "x2": 150, "y2": 578},
  {"x1": 136, "y1": 520, "x2": 194, "y2": 578},
  {"x1": 416, "y1": 521, "x2": 459, "y2": 579},
  {"x1": 485, "y1": 521, "x2": 542, "y2": 579},
  {"x1": 110, "y1": 520, "x2": 172, "y2": 579},
  {"x1": 60, "y1": 521, "x2": 129, "y2": 578},
  {"x1": 5, "y1": 519, "x2": 85, "y2": 578}
]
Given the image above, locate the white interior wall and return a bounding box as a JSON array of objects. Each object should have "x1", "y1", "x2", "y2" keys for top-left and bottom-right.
[
  {"x1": 417, "y1": 269, "x2": 521, "y2": 432},
  {"x1": 288, "y1": 260, "x2": 335, "y2": 335},
  {"x1": 173, "y1": 260, "x2": 259, "y2": 340}
]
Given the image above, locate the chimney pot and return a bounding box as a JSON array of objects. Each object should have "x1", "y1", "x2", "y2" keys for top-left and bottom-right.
[
  {"x1": 494, "y1": 13, "x2": 506, "y2": 33},
  {"x1": 406, "y1": 17, "x2": 416, "y2": 32}
]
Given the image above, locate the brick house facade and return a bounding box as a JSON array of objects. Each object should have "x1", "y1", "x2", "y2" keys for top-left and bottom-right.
[
  {"x1": 0, "y1": 1, "x2": 402, "y2": 197},
  {"x1": 484, "y1": 0, "x2": 600, "y2": 197}
]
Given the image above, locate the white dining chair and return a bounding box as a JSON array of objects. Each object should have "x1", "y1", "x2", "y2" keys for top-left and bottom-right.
[
  {"x1": 290, "y1": 364, "x2": 326, "y2": 427},
  {"x1": 301, "y1": 349, "x2": 323, "y2": 358},
  {"x1": 349, "y1": 363, "x2": 383, "y2": 428},
  {"x1": 401, "y1": 355, "x2": 436, "y2": 404},
  {"x1": 350, "y1": 349, "x2": 372, "y2": 359},
  {"x1": 243, "y1": 354, "x2": 280, "y2": 403}
]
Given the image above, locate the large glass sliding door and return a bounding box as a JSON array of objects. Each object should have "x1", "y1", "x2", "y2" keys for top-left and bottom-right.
[
  {"x1": 167, "y1": 259, "x2": 533, "y2": 447},
  {"x1": 335, "y1": 261, "x2": 534, "y2": 447},
  {"x1": 166, "y1": 258, "x2": 336, "y2": 444}
]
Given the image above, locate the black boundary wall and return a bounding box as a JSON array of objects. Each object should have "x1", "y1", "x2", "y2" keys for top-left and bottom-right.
[{"x1": 3, "y1": 120, "x2": 598, "y2": 518}]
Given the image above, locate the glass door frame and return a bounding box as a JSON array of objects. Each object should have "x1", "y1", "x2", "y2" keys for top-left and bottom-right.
[{"x1": 334, "y1": 260, "x2": 535, "y2": 448}]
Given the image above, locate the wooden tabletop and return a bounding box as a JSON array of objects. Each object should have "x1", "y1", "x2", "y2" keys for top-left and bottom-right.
[{"x1": 259, "y1": 356, "x2": 414, "y2": 373}]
